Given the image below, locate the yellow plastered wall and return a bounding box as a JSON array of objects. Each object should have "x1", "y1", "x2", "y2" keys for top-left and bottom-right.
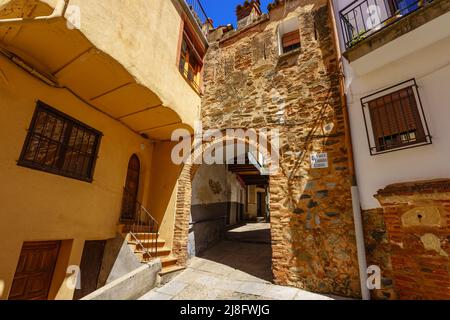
[
  {"x1": 147, "y1": 141, "x2": 184, "y2": 249},
  {"x1": 39, "y1": 0, "x2": 202, "y2": 127},
  {"x1": 0, "y1": 54, "x2": 154, "y2": 300}
]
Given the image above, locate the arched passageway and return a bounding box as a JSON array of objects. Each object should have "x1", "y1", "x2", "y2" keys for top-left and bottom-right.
[{"x1": 173, "y1": 134, "x2": 277, "y2": 281}]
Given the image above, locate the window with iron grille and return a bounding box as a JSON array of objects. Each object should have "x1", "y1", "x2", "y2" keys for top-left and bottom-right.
[
  {"x1": 18, "y1": 101, "x2": 102, "y2": 182},
  {"x1": 361, "y1": 79, "x2": 432, "y2": 155}
]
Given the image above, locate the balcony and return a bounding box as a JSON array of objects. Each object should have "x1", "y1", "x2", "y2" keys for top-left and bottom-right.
[
  {"x1": 340, "y1": 0, "x2": 450, "y2": 74},
  {"x1": 184, "y1": 0, "x2": 210, "y2": 36},
  {"x1": 340, "y1": 0, "x2": 435, "y2": 49}
]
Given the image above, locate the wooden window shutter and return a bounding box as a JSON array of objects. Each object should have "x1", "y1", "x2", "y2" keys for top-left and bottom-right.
[
  {"x1": 282, "y1": 30, "x2": 300, "y2": 48},
  {"x1": 368, "y1": 85, "x2": 426, "y2": 150}
]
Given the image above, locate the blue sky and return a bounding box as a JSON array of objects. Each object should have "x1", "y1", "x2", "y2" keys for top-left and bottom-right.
[{"x1": 202, "y1": 0, "x2": 272, "y2": 28}]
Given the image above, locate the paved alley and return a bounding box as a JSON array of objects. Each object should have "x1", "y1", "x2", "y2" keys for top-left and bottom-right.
[{"x1": 140, "y1": 223, "x2": 347, "y2": 300}]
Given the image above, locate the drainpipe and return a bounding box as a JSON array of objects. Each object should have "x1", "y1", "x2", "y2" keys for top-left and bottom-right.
[
  {"x1": 328, "y1": 0, "x2": 370, "y2": 300},
  {"x1": 0, "y1": 0, "x2": 70, "y2": 25}
]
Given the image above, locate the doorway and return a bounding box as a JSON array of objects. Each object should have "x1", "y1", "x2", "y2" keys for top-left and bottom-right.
[
  {"x1": 257, "y1": 192, "x2": 263, "y2": 218},
  {"x1": 121, "y1": 154, "x2": 140, "y2": 221},
  {"x1": 9, "y1": 241, "x2": 61, "y2": 300},
  {"x1": 73, "y1": 240, "x2": 106, "y2": 300}
]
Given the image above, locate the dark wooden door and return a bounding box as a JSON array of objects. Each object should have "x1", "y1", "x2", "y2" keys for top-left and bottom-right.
[
  {"x1": 257, "y1": 193, "x2": 263, "y2": 217},
  {"x1": 73, "y1": 240, "x2": 106, "y2": 300},
  {"x1": 121, "y1": 154, "x2": 140, "y2": 221},
  {"x1": 9, "y1": 241, "x2": 60, "y2": 300}
]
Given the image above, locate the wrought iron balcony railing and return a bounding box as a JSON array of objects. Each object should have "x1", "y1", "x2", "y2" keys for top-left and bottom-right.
[
  {"x1": 185, "y1": 0, "x2": 209, "y2": 25},
  {"x1": 340, "y1": 0, "x2": 434, "y2": 49}
]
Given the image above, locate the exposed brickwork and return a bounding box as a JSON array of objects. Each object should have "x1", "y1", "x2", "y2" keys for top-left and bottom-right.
[
  {"x1": 362, "y1": 208, "x2": 398, "y2": 300},
  {"x1": 375, "y1": 179, "x2": 450, "y2": 300},
  {"x1": 172, "y1": 163, "x2": 193, "y2": 266},
  {"x1": 172, "y1": 0, "x2": 362, "y2": 298}
]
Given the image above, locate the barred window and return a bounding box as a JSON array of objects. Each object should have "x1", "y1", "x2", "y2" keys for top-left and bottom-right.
[
  {"x1": 18, "y1": 101, "x2": 102, "y2": 181},
  {"x1": 361, "y1": 79, "x2": 432, "y2": 155}
]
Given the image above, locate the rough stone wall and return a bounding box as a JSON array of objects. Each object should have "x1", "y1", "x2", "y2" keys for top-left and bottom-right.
[
  {"x1": 198, "y1": 0, "x2": 361, "y2": 297},
  {"x1": 375, "y1": 179, "x2": 450, "y2": 300},
  {"x1": 362, "y1": 208, "x2": 397, "y2": 300}
]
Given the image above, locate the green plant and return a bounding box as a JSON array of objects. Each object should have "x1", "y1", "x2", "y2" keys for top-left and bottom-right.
[{"x1": 349, "y1": 30, "x2": 367, "y2": 47}]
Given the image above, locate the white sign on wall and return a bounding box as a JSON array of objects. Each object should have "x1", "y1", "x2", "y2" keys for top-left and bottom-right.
[{"x1": 311, "y1": 152, "x2": 329, "y2": 169}]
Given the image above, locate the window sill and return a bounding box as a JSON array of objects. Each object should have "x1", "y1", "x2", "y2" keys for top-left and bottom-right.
[
  {"x1": 17, "y1": 160, "x2": 94, "y2": 183},
  {"x1": 369, "y1": 137, "x2": 433, "y2": 156},
  {"x1": 278, "y1": 48, "x2": 301, "y2": 60}
]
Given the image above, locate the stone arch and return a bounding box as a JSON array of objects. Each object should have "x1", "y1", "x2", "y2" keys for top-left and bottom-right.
[{"x1": 172, "y1": 129, "x2": 279, "y2": 265}]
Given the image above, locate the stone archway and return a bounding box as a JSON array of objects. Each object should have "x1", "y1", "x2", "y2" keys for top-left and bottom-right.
[
  {"x1": 171, "y1": 131, "x2": 278, "y2": 266},
  {"x1": 170, "y1": 124, "x2": 362, "y2": 297}
]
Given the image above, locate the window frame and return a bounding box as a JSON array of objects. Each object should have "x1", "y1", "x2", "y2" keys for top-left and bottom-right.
[
  {"x1": 361, "y1": 79, "x2": 432, "y2": 156},
  {"x1": 281, "y1": 30, "x2": 301, "y2": 54},
  {"x1": 178, "y1": 24, "x2": 204, "y2": 94},
  {"x1": 18, "y1": 101, "x2": 103, "y2": 182},
  {"x1": 277, "y1": 18, "x2": 301, "y2": 56}
]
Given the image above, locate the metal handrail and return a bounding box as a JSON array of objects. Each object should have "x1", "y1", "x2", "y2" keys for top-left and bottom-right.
[
  {"x1": 339, "y1": 0, "x2": 434, "y2": 49},
  {"x1": 121, "y1": 187, "x2": 159, "y2": 262},
  {"x1": 185, "y1": 0, "x2": 208, "y2": 24}
]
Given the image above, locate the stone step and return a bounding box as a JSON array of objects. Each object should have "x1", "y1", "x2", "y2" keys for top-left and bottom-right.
[
  {"x1": 135, "y1": 247, "x2": 172, "y2": 258},
  {"x1": 158, "y1": 265, "x2": 185, "y2": 285},
  {"x1": 159, "y1": 265, "x2": 185, "y2": 276},
  {"x1": 125, "y1": 232, "x2": 159, "y2": 242},
  {"x1": 127, "y1": 238, "x2": 166, "y2": 248},
  {"x1": 161, "y1": 256, "x2": 178, "y2": 268},
  {"x1": 122, "y1": 225, "x2": 158, "y2": 233}
]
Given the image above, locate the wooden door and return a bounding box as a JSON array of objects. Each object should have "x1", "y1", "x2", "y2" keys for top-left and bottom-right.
[
  {"x1": 257, "y1": 193, "x2": 263, "y2": 217},
  {"x1": 9, "y1": 241, "x2": 60, "y2": 300},
  {"x1": 73, "y1": 240, "x2": 106, "y2": 300},
  {"x1": 121, "y1": 154, "x2": 140, "y2": 221}
]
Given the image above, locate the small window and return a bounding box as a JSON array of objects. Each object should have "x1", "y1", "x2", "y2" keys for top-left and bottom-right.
[
  {"x1": 278, "y1": 18, "x2": 300, "y2": 55},
  {"x1": 179, "y1": 27, "x2": 203, "y2": 93},
  {"x1": 18, "y1": 101, "x2": 102, "y2": 181},
  {"x1": 282, "y1": 30, "x2": 301, "y2": 53},
  {"x1": 361, "y1": 79, "x2": 432, "y2": 155}
]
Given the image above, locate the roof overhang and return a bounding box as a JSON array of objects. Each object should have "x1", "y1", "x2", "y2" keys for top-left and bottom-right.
[{"x1": 0, "y1": 0, "x2": 193, "y2": 140}]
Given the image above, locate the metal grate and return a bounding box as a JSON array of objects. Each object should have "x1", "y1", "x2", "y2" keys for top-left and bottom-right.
[
  {"x1": 361, "y1": 79, "x2": 432, "y2": 155},
  {"x1": 18, "y1": 101, "x2": 102, "y2": 181},
  {"x1": 339, "y1": 0, "x2": 434, "y2": 49}
]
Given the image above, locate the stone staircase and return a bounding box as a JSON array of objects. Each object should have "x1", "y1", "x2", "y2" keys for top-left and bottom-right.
[{"x1": 119, "y1": 224, "x2": 185, "y2": 278}]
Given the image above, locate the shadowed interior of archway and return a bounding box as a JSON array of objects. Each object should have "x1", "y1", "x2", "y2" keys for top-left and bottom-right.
[{"x1": 186, "y1": 140, "x2": 274, "y2": 282}]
